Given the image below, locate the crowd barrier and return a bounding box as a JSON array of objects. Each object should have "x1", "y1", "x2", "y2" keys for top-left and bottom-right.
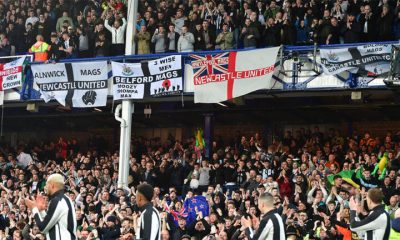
[{"x1": 10, "y1": 40, "x2": 400, "y2": 103}]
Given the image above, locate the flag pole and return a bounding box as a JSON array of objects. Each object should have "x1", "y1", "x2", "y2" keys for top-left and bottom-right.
[{"x1": 116, "y1": 0, "x2": 137, "y2": 189}]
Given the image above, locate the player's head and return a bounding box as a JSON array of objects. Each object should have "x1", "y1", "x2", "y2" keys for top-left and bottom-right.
[
  {"x1": 367, "y1": 188, "x2": 384, "y2": 209},
  {"x1": 136, "y1": 183, "x2": 154, "y2": 207},
  {"x1": 45, "y1": 173, "x2": 65, "y2": 196},
  {"x1": 258, "y1": 192, "x2": 274, "y2": 214}
]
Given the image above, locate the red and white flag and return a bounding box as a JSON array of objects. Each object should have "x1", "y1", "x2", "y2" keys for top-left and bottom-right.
[
  {"x1": 0, "y1": 57, "x2": 25, "y2": 91},
  {"x1": 186, "y1": 47, "x2": 280, "y2": 103}
]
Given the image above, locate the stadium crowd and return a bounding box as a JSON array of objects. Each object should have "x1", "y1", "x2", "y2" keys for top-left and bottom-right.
[
  {"x1": 0, "y1": 0, "x2": 398, "y2": 60},
  {"x1": 0, "y1": 127, "x2": 398, "y2": 239}
]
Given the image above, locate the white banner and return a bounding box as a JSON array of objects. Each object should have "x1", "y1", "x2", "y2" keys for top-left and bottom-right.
[
  {"x1": 0, "y1": 57, "x2": 26, "y2": 90},
  {"x1": 32, "y1": 61, "x2": 108, "y2": 108},
  {"x1": 320, "y1": 44, "x2": 391, "y2": 76},
  {"x1": 185, "y1": 47, "x2": 280, "y2": 103},
  {"x1": 112, "y1": 55, "x2": 182, "y2": 100},
  {"x1": 112, "y1": 62, "x2": 145, "y2": 100}
]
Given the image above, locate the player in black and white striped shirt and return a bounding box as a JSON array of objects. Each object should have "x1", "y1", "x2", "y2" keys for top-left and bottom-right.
[
  {"x1": 240, "y1": 192, "x2": 286, "y2": 240},
  {"x1": 136, "y1": 183, "x2": 161, "y2": 240},
  {"x1": 25, "y1": 173, "x2": 77, "y2": 240},
  {"x1": 349, "y1": 188, "x2": 391, "y2": 240}
]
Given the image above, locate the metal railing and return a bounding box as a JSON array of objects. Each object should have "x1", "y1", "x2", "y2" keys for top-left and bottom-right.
[
  {"x1": 18, "y1": 40, "x2": 400, "y2": 101},
  {"x1": 21, "y1": 40, "x2": 392, "y2": 64}
]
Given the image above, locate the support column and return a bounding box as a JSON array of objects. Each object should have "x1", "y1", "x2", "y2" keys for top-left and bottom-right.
[
  {"x1": 116, "y1": 0, "x2": 137, "y2": 189},
  {"x1": 125, "y1": 0, "x2": 138, "y2": 55},
  {"x1": 204, "y1": 114, "x2": 214, "y2": 159},
  {"x1": 115, "y1": 104, "x2": 125, "y2": 187},
  {"x1": 115, "y1": 102, "x2": 134, "y2": 188}
]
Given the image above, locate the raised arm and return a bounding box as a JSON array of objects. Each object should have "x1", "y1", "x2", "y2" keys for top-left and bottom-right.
[
  {"x1": 32, "y1": 199, "x2": 64, "y2": 234},
  {"x1": 120, "y1": 17, "x2": 127, "y2": 31},
  {"x1": 104, "y1": 19, "x2": 113, "y2": 32}
]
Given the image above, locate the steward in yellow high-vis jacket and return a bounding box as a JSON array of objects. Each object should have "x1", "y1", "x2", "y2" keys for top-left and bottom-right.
[{"x1": 29, "y1": 35, "x2": 50, "y2": 62}]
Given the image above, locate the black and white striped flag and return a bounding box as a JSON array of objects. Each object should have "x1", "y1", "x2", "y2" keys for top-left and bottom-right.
[
  {"x1": 320, "y1": 44, "x2": 391, "y2": 76},
  {"x1": 32, "y1": 61, "x2": 109, "y2": 108},
  {"x1": 112, "y1": 55, "x2": 182, "y2": 100}
]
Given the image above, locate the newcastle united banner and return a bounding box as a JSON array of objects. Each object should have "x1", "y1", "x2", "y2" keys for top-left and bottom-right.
[
  {"x1": 0, "y1": 57, "x2": 26, "y2": 90},
  {"x1": 112, "y1": 55, "x2": 182, "y2": 100},
  {"x1": 320, "y1": 44, "x2": 391, "y2": 76},
  {"x1": 32, "y1": 61, "x2": 108, "y2": 107},
  {"x1": 186, "y1": 47, "x2": 280, "y2": 103}
]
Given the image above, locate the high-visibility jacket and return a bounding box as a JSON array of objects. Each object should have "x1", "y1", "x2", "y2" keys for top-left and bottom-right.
[
  {"x1": 389, "y1": 228, "x2": 400, "y2": 240},
  {"x1": 29, "y1": 41, "x2": 50, "y2": 62},
  {"x1": 390, "y1": 218, "x2": 400, "y2": 240}
]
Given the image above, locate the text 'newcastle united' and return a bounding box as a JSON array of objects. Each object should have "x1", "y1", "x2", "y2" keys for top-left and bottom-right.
[{"x1": 39, "y1": 81, "x2": 107, "y2": 91}]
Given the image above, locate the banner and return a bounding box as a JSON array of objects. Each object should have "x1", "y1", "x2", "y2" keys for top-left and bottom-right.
[
  {"x1": 32, "y1": 61, "x2": 108, "y2": 107},
  {"x1": 320, "y1": 44, "x2": 391, "y2": 76},
  {"x1": 0, "y1": 57, "x2": 26, "y2": 90},
  {"x1": 112, "y1": 55, "x2": 182, "y2": 100},
  {"x1": 186, "y1": 47, "x2": 280, "y2": 103}
]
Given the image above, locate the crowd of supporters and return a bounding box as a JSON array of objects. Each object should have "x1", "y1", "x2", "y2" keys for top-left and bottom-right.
[
  {"x1": 0, "y1": 127, "x2": 398, "y2": 239},
  {"x1": 0, "y1": 0, "x2": 399, "y2": 60}
]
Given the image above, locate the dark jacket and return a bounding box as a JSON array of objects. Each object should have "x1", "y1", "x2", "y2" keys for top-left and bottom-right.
[
  {"x1": 24, "y1": 29, "x2": 36, "y2": 52},
  {"x1": 0, "y1": 44, "x2": 11, "y2": 57},
  {"x1": 48, "y1": 42, "x2": 63, "y2": 61},
  {"x1": 210, "y1": 166, "x2": 224, "y2": 185},
  {"x1": 99, "y1": 225, "x2": 121, "y2": 239},
  {"x1": 193, "y1": 29, "x2": 205, "y2": 51},
  {"x1": 188, "y1": 218, "x2": 211, "y2": 240},
  {"x1": 281, "y1": 22, "x2": 296, "y2": 45},
  {"x1": 327, "y1": 25, "x2": 341, "y2": 44},
  {"x1": 393, "y1": 18, "x2": 400, "y2": 39},
  {"x1": 94, "y1": 39, "x2": 110, "y2": 57},
  {"x1": 376, "y1": 13, "x2": 394, "y2": 41},
  {"x1": 0, "y1": 214, "x2": 9, "y2": 231},
  {"x1": 203, "y1": 27, "x2": 216, "y2": 50},
  {"x1": 341, "y1": 21, "x2": 361, "y2": 43},
  {"x1": 240, "y1": 25, "x2": 260, "y2": 48},
  {"x1": 358, "y1": 13, "x2": 377, "y2": 42},
  {"x1": 223, "y1": 166, "x2": 236, "y2": 183},
  {"x1": 295, "y1": 19, "x2": 309, "y2": 44},
  {"x1": 155, "y1": 168, "x2": 170, "y2": 192},
  {"x1": 169, "y1": 164, "x2": 185, "y2": 187},
  {"x1": 141, "y1": 170, "x2": 157, "y2": 186},
  {"x1": 172, "y1": 226, "x2": 190, "y2": 240},
  {"x1": 7, "y1": 29, "x2": 18, "y2": 47},
  {"x1": 35, "y1": 20, "x2": 52, "y2": 42},
  {"x1": 263, "y1": 24, "x2": 281, "y2": 46}
]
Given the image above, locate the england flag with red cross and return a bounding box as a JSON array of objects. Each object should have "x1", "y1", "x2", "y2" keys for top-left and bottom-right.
[{"x1": 188, "y1": 47, "x2": 280, "y2": 103}]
